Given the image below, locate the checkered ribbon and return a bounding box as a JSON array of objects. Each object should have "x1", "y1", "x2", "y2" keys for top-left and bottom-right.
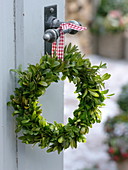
[{"x1": 52, "y1": 23, "x2": 87, "y2": 60}]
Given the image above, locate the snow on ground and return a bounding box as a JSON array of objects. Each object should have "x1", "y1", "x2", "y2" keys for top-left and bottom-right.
[{"x1": 64, "y1": 40, "x2": 128, "y2": 170}]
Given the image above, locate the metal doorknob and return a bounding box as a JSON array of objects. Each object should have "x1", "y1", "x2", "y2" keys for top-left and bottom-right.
[
  {"x1": 43, "y1": 29, "x2": 59, "y2": 43},
  {"x1": 43, "y1": 16, "x2": 82, "y2": 43}
]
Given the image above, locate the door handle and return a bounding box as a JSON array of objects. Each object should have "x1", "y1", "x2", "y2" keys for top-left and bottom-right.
[{"x1": 43, "y1": 16, "x2": 82, "y2": 43}]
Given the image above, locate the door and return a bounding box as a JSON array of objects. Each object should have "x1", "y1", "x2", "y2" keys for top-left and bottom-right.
[{"x1": 0, "y1": 0, "x2": 65, "y2": 170}]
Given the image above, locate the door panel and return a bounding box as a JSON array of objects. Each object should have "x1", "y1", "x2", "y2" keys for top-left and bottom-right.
[{"x1": 16, "y1": 1, "x2": 65, "y2": 170}]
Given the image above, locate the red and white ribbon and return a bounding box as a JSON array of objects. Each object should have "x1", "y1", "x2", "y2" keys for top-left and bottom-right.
[{"x1": 52, "y1": 23, "x2": 87, "y2": 60}]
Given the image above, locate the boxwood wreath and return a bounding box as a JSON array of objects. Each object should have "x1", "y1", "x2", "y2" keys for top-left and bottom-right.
[{"x1": 8, "y1": 44, "x2": 112, "y2": 154}]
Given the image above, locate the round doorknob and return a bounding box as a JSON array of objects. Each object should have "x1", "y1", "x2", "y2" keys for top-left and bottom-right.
[{"x1": 43, "y1": 29, "x2": 59, "y2": 43}]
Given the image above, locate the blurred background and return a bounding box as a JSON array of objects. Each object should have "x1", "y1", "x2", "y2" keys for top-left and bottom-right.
[{"x1": 64, "y1": 0, "x2": 128, "y2": 170}]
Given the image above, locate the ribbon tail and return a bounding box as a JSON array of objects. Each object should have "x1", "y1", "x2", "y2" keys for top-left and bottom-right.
[
  {"x1": 57, "y1": 30, "x2": 64, "y2": 60},
  {"x1": 52, "y1": 41, "x2": 57, "y2": 57}
]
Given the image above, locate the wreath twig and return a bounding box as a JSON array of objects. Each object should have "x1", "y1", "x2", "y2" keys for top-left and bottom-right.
[{"x1": 8, "y1": 44, "x2": 111, "y2": 154}]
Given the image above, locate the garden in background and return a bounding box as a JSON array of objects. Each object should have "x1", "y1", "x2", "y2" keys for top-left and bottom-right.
[{"x1": 64, "y1": 1, "x2": 128, "y2": 170}]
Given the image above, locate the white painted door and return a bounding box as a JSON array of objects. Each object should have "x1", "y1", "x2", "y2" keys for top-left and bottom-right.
[
  {"x1": 0, "y1": 0, "x2": 65, "y2": 170},
  {"x1": 0, "y1": 1, "x2": 17, "y2": 170}
]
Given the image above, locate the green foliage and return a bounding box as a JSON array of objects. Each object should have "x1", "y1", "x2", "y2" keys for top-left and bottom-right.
[
  {"x1": 104, "y1": 114, "x2": 128, "y2": 162},
  {"x1": 97, "y1": 0, "x2": 128, "y2": 16},
  {"x1": 90, "y1": 0, "x2": 128, "y2": 34},
  {"x1": 117, "y1": 84, "x2": 128, "y2": 112},
  {"x1": 104, "y1": 83, "x2": 128, "y2": 162},
  {"x1": 8, "y1": 44, "x2": 111, "y2": 154}
]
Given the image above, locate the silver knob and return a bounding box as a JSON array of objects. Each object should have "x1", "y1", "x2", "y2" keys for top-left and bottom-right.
[{"x1": 43, "y1": 29, "x2": 59, "y2": 43}]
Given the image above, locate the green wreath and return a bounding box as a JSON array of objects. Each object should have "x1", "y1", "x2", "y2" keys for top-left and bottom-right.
[{"x1": 8, "y1": 44, "x2": 111, "y2": 154}]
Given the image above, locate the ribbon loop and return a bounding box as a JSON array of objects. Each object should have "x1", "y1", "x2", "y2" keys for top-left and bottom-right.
[{"x1": 52, "y1": 23, "x2": 87, "y2": 60}]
